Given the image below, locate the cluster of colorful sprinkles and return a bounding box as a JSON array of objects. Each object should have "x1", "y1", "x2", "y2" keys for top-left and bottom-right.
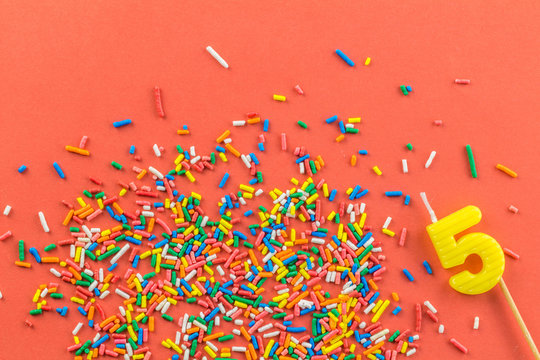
[{"x1": 10, "y1": 112, "x2": 457, "y2": 360}]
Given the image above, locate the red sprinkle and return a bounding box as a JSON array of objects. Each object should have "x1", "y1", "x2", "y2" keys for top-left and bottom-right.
[
  {"x1": 153, "y1": 86, "x2": 165, "y2": 118},
  {"x1": 450, "y1": 338, "x2": 469, "y2": 353}
]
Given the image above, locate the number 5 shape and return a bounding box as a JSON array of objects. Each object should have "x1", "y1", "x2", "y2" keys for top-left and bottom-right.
[{"x1": 426, "y1": 206, "x2": 505, "y2": 295}]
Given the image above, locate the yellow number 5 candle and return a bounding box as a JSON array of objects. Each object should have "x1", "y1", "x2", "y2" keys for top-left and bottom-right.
[{"x1": 425, "y1": 205, "x2": 504, "y2": 295}]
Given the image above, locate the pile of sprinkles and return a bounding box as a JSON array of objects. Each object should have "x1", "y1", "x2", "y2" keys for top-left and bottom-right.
[{"x1": 0, "y1": 49, "x2": 524, "y2": 360}]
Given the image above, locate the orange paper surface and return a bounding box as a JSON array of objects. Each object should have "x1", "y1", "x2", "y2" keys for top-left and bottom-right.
[{"x1": 0, "y1": 1, "x2": 539, "y2": 359}]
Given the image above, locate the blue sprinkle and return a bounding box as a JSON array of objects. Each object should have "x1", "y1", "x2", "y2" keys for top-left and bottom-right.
[
  {"x1": 422, "y1": 260, "x2": 433, "y2": 274},
  {"x1": 53, "y1": 162, "x2": 65, "y2": 179},
  {"x1": 339, "y1": 121, "x2": 346, "y2": 134},
  {"x1": 358, "y1": 150, "x2": 368, "y2": 155},
  {"x1": 385, "y1": 191, "x2": 403, "y2": 197},
  {"x1": 403, "y1": 268, "x2": 415, "y2": 281},
  {"x1": 329, "y1": 189, "x2": 337, "y2": 202},
  {"x1": 244, "y1": 210, "x2": 253, "y2": 217},
  {"x1": 392, "y1": 306, "x2": 402, "y2": 315},
  {"x1": 258, "y1": 143, "x2": 265, "y2": 151},
  {"x1": 129, "y1": 145, "x2": 136, "y2": 154},
  {"x1": 219, "y1": 173, "x2": 230, "y2": 188},
  {"x1": 296, "y1": 154, "x2": 310, "y2": 164},
  {"x1": 29, "y1": 247, "x2": 41, "y2": 263},
  {"x1": 113, "y1": 119, "x2": 132, "y2": 128},
  {"x1": 404, "y1": 195, "x2": 411, "y2": 205},
  {"x1": 325, "y1": 115, "x2": 338, "y2": 124},
  {"x1": 406, "y1": 85, "x2": 412, "y2": 92},
  {"x1": 335, "y1": 49, "x2": 355, "y2": 66},
  {"x1": 263, "y1": 119, "x2": 269, "y2": 132},
  {"x1": 18, "y1": 165, "x2": 27, "y2": 173}
]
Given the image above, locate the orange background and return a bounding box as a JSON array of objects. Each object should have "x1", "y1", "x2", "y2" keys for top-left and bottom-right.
[{"x1": 0, "y1": 1, "x2": 539, "y2": 359}]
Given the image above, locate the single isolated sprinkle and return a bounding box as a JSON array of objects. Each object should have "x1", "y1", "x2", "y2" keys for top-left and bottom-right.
[
  {"x1": 205, "y1": 46, "x2": 229, "y2": 69},
  {"x1": 465, "y1": 144, "x2": 478, "y2": 178},
  {"x1": 335, "y1": 49, "x2": 355, "y2": 66},
  {"x1": 455, "y1": 79, "x2": 471, "y2": 84},
  {"x1": 38, "y1": 211, "x2": 50, "y2": 233},
  {"x1": 495, "y1": 163, "x2": 518, "y2": 178},
  {"x1": 3, "y1": 205, "x2": 12, "y2": 216},
  {"x1": 425, "y1": 150, "x2": 437, "y2": 168},
  {"x1": 52, "y1": 162, "x2": 65, "y2": 179},
  {"x1": 273, "y1": 94, "x2": 286, "y2": 102},
  {"x1": 18, "y1": 165, "x2": 27, "y2": 173},
  {"x1": 113, "y1": 119, "x2": 132, "y2": 128}
]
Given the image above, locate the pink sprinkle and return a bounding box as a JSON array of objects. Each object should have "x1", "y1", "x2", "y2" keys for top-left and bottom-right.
[
  {"x1": 450, "y1": 338, "x2": 468, "y2": 353},
  {"x1": 455, "y1": 79, "x2": 471, "y2": 85},
  {"x1": 79, "y1": 135, "x2": 89, "y2": 148},
  {"x1": 508, "y1": 205, "x2": 519, "y2": 213},
  {"x1": 153, "y1": 86, "x2": 165, "y2": 117},
  {"x1": 0, "y1": 230, "x2": 13, "y2": 241},
  {"x1": 433, "y1": 120, "x2": 443, "y2": 126},
  {"x1": 294, "y1": 84, "x2": 304, "y2": 95},
  {"x1": 399, "y1": 227, "x2": 407, "y2": 247},
  {"x1": 503, "y1": 247, "x2": 520, "y2": 260},
  {"x1": 281, "y1": 133, "x2": 287, "y2": 151},
  {"x1": 415, "y1": 303, "x2": 422, "y2": 331}
]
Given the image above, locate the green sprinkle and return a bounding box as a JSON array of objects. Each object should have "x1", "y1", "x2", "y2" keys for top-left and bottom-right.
[
  {"x1": 50, "y1": 293, "x2": 63, "y2": 299},
  {"x1": 406, "y1": 143, "x2": 413, "y2": 151},
  {"x1": 29, "y1": 309, "x2": 42, "y2": 315},
  {"x1": 217, "y1": 334, "x2": 234, "y2": 342},
  {"x1": 297, "y1": 120, "x2": 308, "y2": 129},
  {"x1": 465, "y1": 144, "x2": 478, "y2": 178},
  {"x1": 19, "y1": 240, "x2": 25, "y2": 261},
  {"x1": 69, "y1": 227, "x2": 80, "y2": 232},
  {"x1": 82, "y1": 190, "x2": 93, "y2": 198},
  {"x1": 44, "y1": 244, "x2": 56, "y2": 252},
  {"x1": 161, "y1": 314, "x2": 174, "y2": 322},
  {"x1": 400, "y1": 85, "x2": 408, "y2": 95},
  {"x1": 111, "y1": 161, "x2": 123, "y2": 170}
]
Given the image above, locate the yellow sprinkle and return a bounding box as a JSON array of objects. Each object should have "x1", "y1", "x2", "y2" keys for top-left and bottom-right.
[
  {"x1": 372, "y1": 166, "x2": 382, "y2": 176},
  {"x1": 273, "y1": 94, "x2": 286, "y2": 102},
  {"x1": 364, "y1": 57, "x2": 371, "y2": 66}
]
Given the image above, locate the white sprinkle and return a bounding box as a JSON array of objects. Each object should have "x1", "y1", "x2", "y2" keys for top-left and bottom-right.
[
  {"x1": 438, "y1": 324, "x2": 445, "y2": 334},
  {"x1": 38, "y1": 211, "x2": 50, "y2": 233},
  {"x1": 425, "y1": 150, "x2": 437, "y2": 168},
  {"x1": 232, "y1": 120, "x2": 246, "y2": 126},
  {"x1": 382, "y1": 216, "x2": 392, "y2": 229},
  {"x1": 190, "y1": 155, "x2": 201, "y2": 165},
  {"x1": 402, "y1": 159, "x2": 408, "y2": 173},
  {"x1": 424, "y1": 300, "x2": 438, "y2": 314},
  {"x1": 152, "y1": 144, "x2": 161, "y2": 157},
  {"x1": 148, "y1": 166, "x2": 164, "y2": 179},
  {"x1": 99, "y1": 290, "x2": 110, "y2": 299},
  {"x1": 72, "y1": 322, "x2": 83, "y2": 335},
  {"x1": 473, "y1": 316, "x2": 480, "y2": 330},
  {"x1": 115, "y1": 288, "x2": 130, "y2": 299},
  {"x1": 206, "y1": 46, "x2": 229, "y2": 69},
  {"x1": 419, "y1": 192, "x2": 438, "y2": 223},
  {"x1": 241, "y1": 154, "x2": 252, "y2": 169},
  {"x1": 406, "y1": 348, "x2": 417, "y2": 356},
  {"x1": 3, "y1": 205, "x2": 12, "y2": 216},
  {"x1": 110, "y1": 244, "x2": 130, "y2": 264},
  {"x1": 232, "y1": 346, "x2": 247, "y2": 352},
  {"x1": 50, "y1": 268, "x2": 62, "y2": 277},
  {"x1": 0, "y1": 290, "x2": 3, "y2": 299}
]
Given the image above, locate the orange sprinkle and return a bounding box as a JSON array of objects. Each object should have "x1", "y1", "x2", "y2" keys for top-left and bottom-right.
[
  {"x1": 495, "y1": 164, "x2": 517, "y2": 178},
  {"x1": 62, "y1": 209, "x2": 74, "y2": 226},
  {"x1": 65, "y1": 145, "x2": 90, "y2": 156},
  {"x1": 336, "y1": 134, "x2": 345, "y2": 143},
  {"x1": 216, "y1": 130, "x2": 231, "y2": 143},
  {"x1": 15, "y1": 261, "x2": 31, "y2": 268}
]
